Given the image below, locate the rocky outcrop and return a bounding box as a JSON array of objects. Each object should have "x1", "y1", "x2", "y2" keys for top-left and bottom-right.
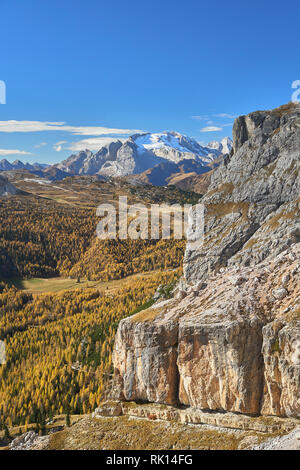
[
  {"x1": 262, "y1": 322, "x2": 300, "y2": 417},
  {"x1": 177, "y1": 317, "x2": 264, "y2": 414},
  {"x1": 112, "y1": 103, "x2": 300, "y2": 419},
  {"x1": 94, "y1": 400, "x2": 298, "y2": 434},
  {"x1": 184, "y1": 102, "x2": 300, "y2": 283},
  {"x1": 113, "y1": 305, "x2": 180, "y2": 405},
  {"x1": 113, "y1": 243, "x2": 300, "y2": 417},
  {"x1": 0, "y1": 174, "x2": 20, "y2": 196}
]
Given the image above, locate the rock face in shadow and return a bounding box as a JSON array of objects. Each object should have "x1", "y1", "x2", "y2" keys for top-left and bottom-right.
[{"x1": 112, "y1": 103, "x2": 300, "y2": 418}]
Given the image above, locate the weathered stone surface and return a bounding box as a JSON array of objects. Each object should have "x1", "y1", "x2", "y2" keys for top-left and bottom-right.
[
  {"x1": 113, "y1": 241, "x2": 300, "y2": 417},
  {"x1": 178, "y1": 317, "x2": 264, "y2": 414},
  {"x1": 112, "y1": 305, "x2": 180, "y2": 405},
  {"x1": 0, "y1": 174, "x2": 20, "y2": 196},
  {"x1": 261, "y1": 322, "x2": 300, "y2": 417},
  {"x1": 55, "y1": 132, "x2": 231, "y2": 178},
  {"x1": 92, "y1": 400, "x2": 123, "y2": 417},
  {"x1": 9, "y1": 431, "x2": 50, "y2": 451}
]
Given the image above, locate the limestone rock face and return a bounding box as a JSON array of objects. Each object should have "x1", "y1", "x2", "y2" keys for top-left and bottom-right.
[
  {"x1": 112, "y1": 103, "x2": 300, "y2": 419},
  {"x1": 261, "y1": 322, "x2": 300, "y2": 417},
  {"x1": 112, "y1": 309, "x2": 180, "y2": 405},
  {"x1": 178, "y1": 317, "x2": 264, "y2": 414},
  {"x1": 113, "y1": 241, "x2": 300, "y2": 417}
]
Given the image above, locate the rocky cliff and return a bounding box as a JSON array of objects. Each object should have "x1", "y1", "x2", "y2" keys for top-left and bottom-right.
[
  {"x1": 0, "y1": 174, "x2": 20, "y2": 196},
  {"x1": 112, "y1": 103, "x2": 300, "y2": 419},
  {"x1": 184, "y1": 102, "x2": 300, "y2": 283}
]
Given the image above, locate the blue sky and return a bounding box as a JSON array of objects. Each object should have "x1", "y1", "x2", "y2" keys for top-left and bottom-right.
[{"x1": 0, "y1": 0, "x2": 299, "y2": 163}]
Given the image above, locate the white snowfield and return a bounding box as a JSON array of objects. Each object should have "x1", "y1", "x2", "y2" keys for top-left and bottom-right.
[
  {"x1": 207, "y1": 136, "x2": 233, "y2": 155},
  {"x1": 134, "y1": 132, "x2": 207, "y2": 154}
]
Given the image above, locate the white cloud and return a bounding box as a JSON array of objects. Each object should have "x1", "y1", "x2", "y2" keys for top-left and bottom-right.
[
  {"x1": 191, "y1": 115, "x2": 210, "y2": 121},
  {"x1": 214, "y1": 113, "x2": 238, "y2": 119},
  {"x1": 0, "y1": 120, "x2": 144, "y2": 136},
  {"x1": 0, "y1": 121, "x2": 65, "y2": 132},
  {"x1": 68, "y1": 137, "x2": 125, "y2": 152},
  {"x1": 200, "y1": 126, "x2": 223, "y2": 132},
  {"x1": 34, "y1": 142, "x2": 48, "y2": 148},
  {"x1": 192, "y1": 113, "x2": 238, "y2": 121},
  {"x1": 65, "y1": 126, "x2": 143, "y2": 136},
  {"x1": 53, "y1": 141, "x2": 68, "y2": 152},
  {"x1": 0, "y1": 149, "x2": 32, "y2": 156}
]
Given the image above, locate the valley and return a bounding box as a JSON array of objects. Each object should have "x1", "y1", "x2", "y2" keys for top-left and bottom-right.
[{"x1": 0, "y1": 177, "x2": 192, "y2": 432}]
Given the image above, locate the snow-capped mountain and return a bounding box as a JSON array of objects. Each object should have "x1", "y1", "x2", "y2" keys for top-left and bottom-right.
[
  {"x1": 55, "y1": 132, "x2": 232, "y2": 177},
  {"x1": 132, "y1": 132, "x2": 223, "y2": 163},
  {"x1": 207, "y1": 137, "x2": 233, "y2": 155}
]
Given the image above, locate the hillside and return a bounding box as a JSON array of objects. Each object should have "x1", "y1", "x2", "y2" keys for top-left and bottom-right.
[{"x1": 0, "y1": 177, "x2": 196, "y2": 431}]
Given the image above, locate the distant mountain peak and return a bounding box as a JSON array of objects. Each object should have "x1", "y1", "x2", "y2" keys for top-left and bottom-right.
[
  {"x1": 0, "y1": 159, "x2": 49, "y2": 172},
  {"x1": 55, "y1": 132, "x2": 231, "y2": 178},
  {"x1": 207, "y1": 136, "x2": 233, "y2": 155}
]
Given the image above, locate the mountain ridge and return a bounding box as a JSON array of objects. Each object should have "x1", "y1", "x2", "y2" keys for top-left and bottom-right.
[
  {"x1": 54, "y1": 132, "x2": 232, "y2": 178},
  {"x1": 0, "y1": 133, "x2": 232, "y2": 188}
]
